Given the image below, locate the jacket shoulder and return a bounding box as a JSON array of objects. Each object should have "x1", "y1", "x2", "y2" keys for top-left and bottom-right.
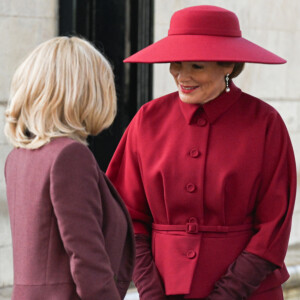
[
  {"x1": 49, "y1": 138, "x2": 98, "y2": 170},
  {"x1": 131, "y1": 92, "x2": 179, "y2": 127},
  {"x1": 240, "y1": 92, "x2": 280, "y2": 117},
  {"x1": 141, "y1": 91, "x2": 178, "y2": 114},
  {"x1": 123, "y1": 92, "x2": 179, "y2": 134},
  {"x1": 5, "y1": 137, "x2": 94, "y2": 169},
  {"x1": 47, "y1": 137, "x2": 87, "y2": 152}
]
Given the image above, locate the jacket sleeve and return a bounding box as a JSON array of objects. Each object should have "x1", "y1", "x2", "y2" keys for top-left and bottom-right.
[
  {"x1": 107, "y1": 111, "x2": 167, "y2": 299},
  {"x1": 208, "y1": 111, "x2": 296, "y2": 300},
  {"x1": 106, "y1": 110, "x2": 152, "y2": 235},
  {"x1": 50, "y1": 142, "x2": 121, "y2": 300},
  {"x1": 245, "y1": 111, "x2": 296, "y2": 266}
]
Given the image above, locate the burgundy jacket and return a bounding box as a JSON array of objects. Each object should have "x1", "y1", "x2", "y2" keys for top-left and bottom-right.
[
  {"x1": 5, "y1": 137, "x2": 135, "y2": 300},
  {"x1": 107, "y1": 83, "x2": 296, "y2": 299}
]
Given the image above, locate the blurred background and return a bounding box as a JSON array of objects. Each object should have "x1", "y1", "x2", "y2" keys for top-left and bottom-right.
[{"x1": 0, "y1": 0, "x2": 299, "y2": 299}]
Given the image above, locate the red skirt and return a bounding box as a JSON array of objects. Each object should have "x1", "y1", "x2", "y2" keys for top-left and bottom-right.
[{"x1": 166, "y1": 286, "x2": 283, "y2": 300}]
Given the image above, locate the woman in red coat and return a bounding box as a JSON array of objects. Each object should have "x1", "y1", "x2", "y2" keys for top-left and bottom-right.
[
  {"x1": 106, "y1": 5, "x2": 296, "y2": 300},
  {"x1": 4, "y1": 37, "x2": 135, "y2": 300}
]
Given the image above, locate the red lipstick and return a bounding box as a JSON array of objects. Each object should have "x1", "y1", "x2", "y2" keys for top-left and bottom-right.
[{"x1": 179, "y1": 85, "x2": 199, "y2": 94}]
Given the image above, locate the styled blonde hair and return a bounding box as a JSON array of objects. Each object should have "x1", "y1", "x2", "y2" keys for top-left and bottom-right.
[{"x1": 5, "y1": 36, "x2": 117, "y2": 149}]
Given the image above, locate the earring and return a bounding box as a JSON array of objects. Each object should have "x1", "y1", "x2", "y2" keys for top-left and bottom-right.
[{"x1": 225, "y1": 74, "x2": 230, "y2": 92}]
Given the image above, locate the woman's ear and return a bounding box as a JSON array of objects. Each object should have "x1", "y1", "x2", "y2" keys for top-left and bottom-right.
[{"x1": 225, "y1": 64, "x2": 235, "y2": 76}]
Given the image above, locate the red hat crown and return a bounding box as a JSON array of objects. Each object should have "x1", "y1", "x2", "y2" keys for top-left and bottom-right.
[
  {"x1": 124, "y1": 5, "x2": 286, "y2": 64},
  {"x1": 168, "y1": 6, "x2": 241, "y2": 37}
]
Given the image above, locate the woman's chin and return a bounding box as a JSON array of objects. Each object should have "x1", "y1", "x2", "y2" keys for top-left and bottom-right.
[{"x1": 179, "y1": 93, "x2": 204, "y2": 104}]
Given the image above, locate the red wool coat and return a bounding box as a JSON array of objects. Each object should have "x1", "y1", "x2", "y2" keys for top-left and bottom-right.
[
  {"x1": 5, "y1": 137, "x2": 135, "y2": 300},
  {"x1": 107, "y1": 83, "x2": 296, "y2": 299}
]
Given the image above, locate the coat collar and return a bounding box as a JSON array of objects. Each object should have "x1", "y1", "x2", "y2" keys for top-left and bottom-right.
[{"x1": 178, "y1": 81, "x2": 242, "y2": 124}]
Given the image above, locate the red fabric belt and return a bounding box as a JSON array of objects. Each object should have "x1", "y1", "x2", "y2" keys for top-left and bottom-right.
[{"x1": 152, "y1": 223, "x2": 253, "y2": 234}]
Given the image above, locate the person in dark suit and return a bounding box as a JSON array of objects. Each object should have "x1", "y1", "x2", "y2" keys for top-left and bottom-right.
[{"x1": 4, "y1": 36, "x2": 135, "y2": 300}]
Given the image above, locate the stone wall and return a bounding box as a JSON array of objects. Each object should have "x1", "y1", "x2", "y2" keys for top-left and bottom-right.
[
  {"x1": 0, "y1": 0, "x2": 58, "y2": 287},
  {"x1": 153, "y1": 0, "x2": 300, "y2": 245}
]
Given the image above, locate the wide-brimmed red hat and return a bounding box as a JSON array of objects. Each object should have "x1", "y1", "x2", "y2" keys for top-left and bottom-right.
[{"x1": 124, "y1": 5, "x2": 286, "y2": 64}]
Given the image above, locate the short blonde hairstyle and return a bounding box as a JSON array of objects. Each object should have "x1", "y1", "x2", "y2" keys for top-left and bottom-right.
[{"x1": 5, "y1": 36, "x2": 117, "y2": 149}]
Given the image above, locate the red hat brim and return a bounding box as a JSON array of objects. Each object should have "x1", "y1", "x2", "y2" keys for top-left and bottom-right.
[{"x1": 124, "y1": 35, "x2": 286, "y2": 64}]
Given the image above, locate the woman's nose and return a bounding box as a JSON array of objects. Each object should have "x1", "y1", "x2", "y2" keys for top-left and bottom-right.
[{"x1": 177, "y1": 66, "x2": 191, "y2": 81}]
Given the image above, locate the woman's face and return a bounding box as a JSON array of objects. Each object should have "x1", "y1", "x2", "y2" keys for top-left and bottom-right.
[{"x1": 169, "y1": 61, "x2": 234, "y2": 104}]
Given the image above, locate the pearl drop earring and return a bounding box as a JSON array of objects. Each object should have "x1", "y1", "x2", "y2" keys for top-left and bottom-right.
[{"x1": 225, "y1": 74, "x2": 230, "y2": 92}]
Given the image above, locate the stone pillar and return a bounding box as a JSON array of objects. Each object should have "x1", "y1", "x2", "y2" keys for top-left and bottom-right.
[{"x1": 0, "y1": 0, "x2": 58, "y2": 287}]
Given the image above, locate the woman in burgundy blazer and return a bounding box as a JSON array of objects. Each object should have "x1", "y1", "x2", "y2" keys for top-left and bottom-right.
[
  {"x1": 107, "y1": 6, "x2": 296, "y2": 300},
  {"x1": 4, "y1": 37, "x2": 135, "y2": 300}
]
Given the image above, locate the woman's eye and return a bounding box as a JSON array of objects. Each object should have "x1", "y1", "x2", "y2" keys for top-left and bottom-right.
[{"x1": 192, "y1": 64, "x2": 203, "y2": 69}]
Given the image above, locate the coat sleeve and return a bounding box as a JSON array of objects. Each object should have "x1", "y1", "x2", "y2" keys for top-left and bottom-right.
[
  {"x1": 245, "y1": 111, "x2": 296, "y2": 266},
  {"x1": 106, "y1": 110, "x2": 153, "y2": 235},
  {"x1": 107, "y1": 111, "x2": 167, "y2": 299},
  {"x1": 207, "y1": 111, "x2": 296, "y2": 299},
  {"x1": 50, "y1": 142, "x2": 121, "y2": 300}
]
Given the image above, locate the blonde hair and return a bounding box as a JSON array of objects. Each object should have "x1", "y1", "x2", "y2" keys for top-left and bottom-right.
[{"x1": 5, "y1": 36, "x2": 117, "y2": 149}]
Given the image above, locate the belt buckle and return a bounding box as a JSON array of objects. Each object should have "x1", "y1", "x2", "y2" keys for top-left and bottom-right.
[{"x1": 186, "y1": 222, "x2": 199, "y2": 234}]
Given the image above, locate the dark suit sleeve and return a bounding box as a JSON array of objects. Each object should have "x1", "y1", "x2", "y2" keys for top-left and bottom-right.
[{"x1": 50, "y1": 142, "x2": 121, "y2": 300}]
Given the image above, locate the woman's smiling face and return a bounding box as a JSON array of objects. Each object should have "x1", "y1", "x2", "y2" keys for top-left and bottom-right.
[{"x1": 169, "y1": 61, "x2": 234, "y2": 104}]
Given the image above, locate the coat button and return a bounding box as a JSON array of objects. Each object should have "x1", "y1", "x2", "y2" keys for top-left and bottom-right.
[
  {"x1": 189, "y1": 149, "x2": 200, "y2": 158},
  {"x1": 197, "y1": 118, "x2": 207, "y2": 127},
  {"x1": 186, "y1": 183, "x2": 196, "y2": 193},
  {"x1": 188, "y1": 217, "x2": 198, "y2": 223},
  {"x1": 186, "y1": 250, "x2": 196, "y2": 259}
]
